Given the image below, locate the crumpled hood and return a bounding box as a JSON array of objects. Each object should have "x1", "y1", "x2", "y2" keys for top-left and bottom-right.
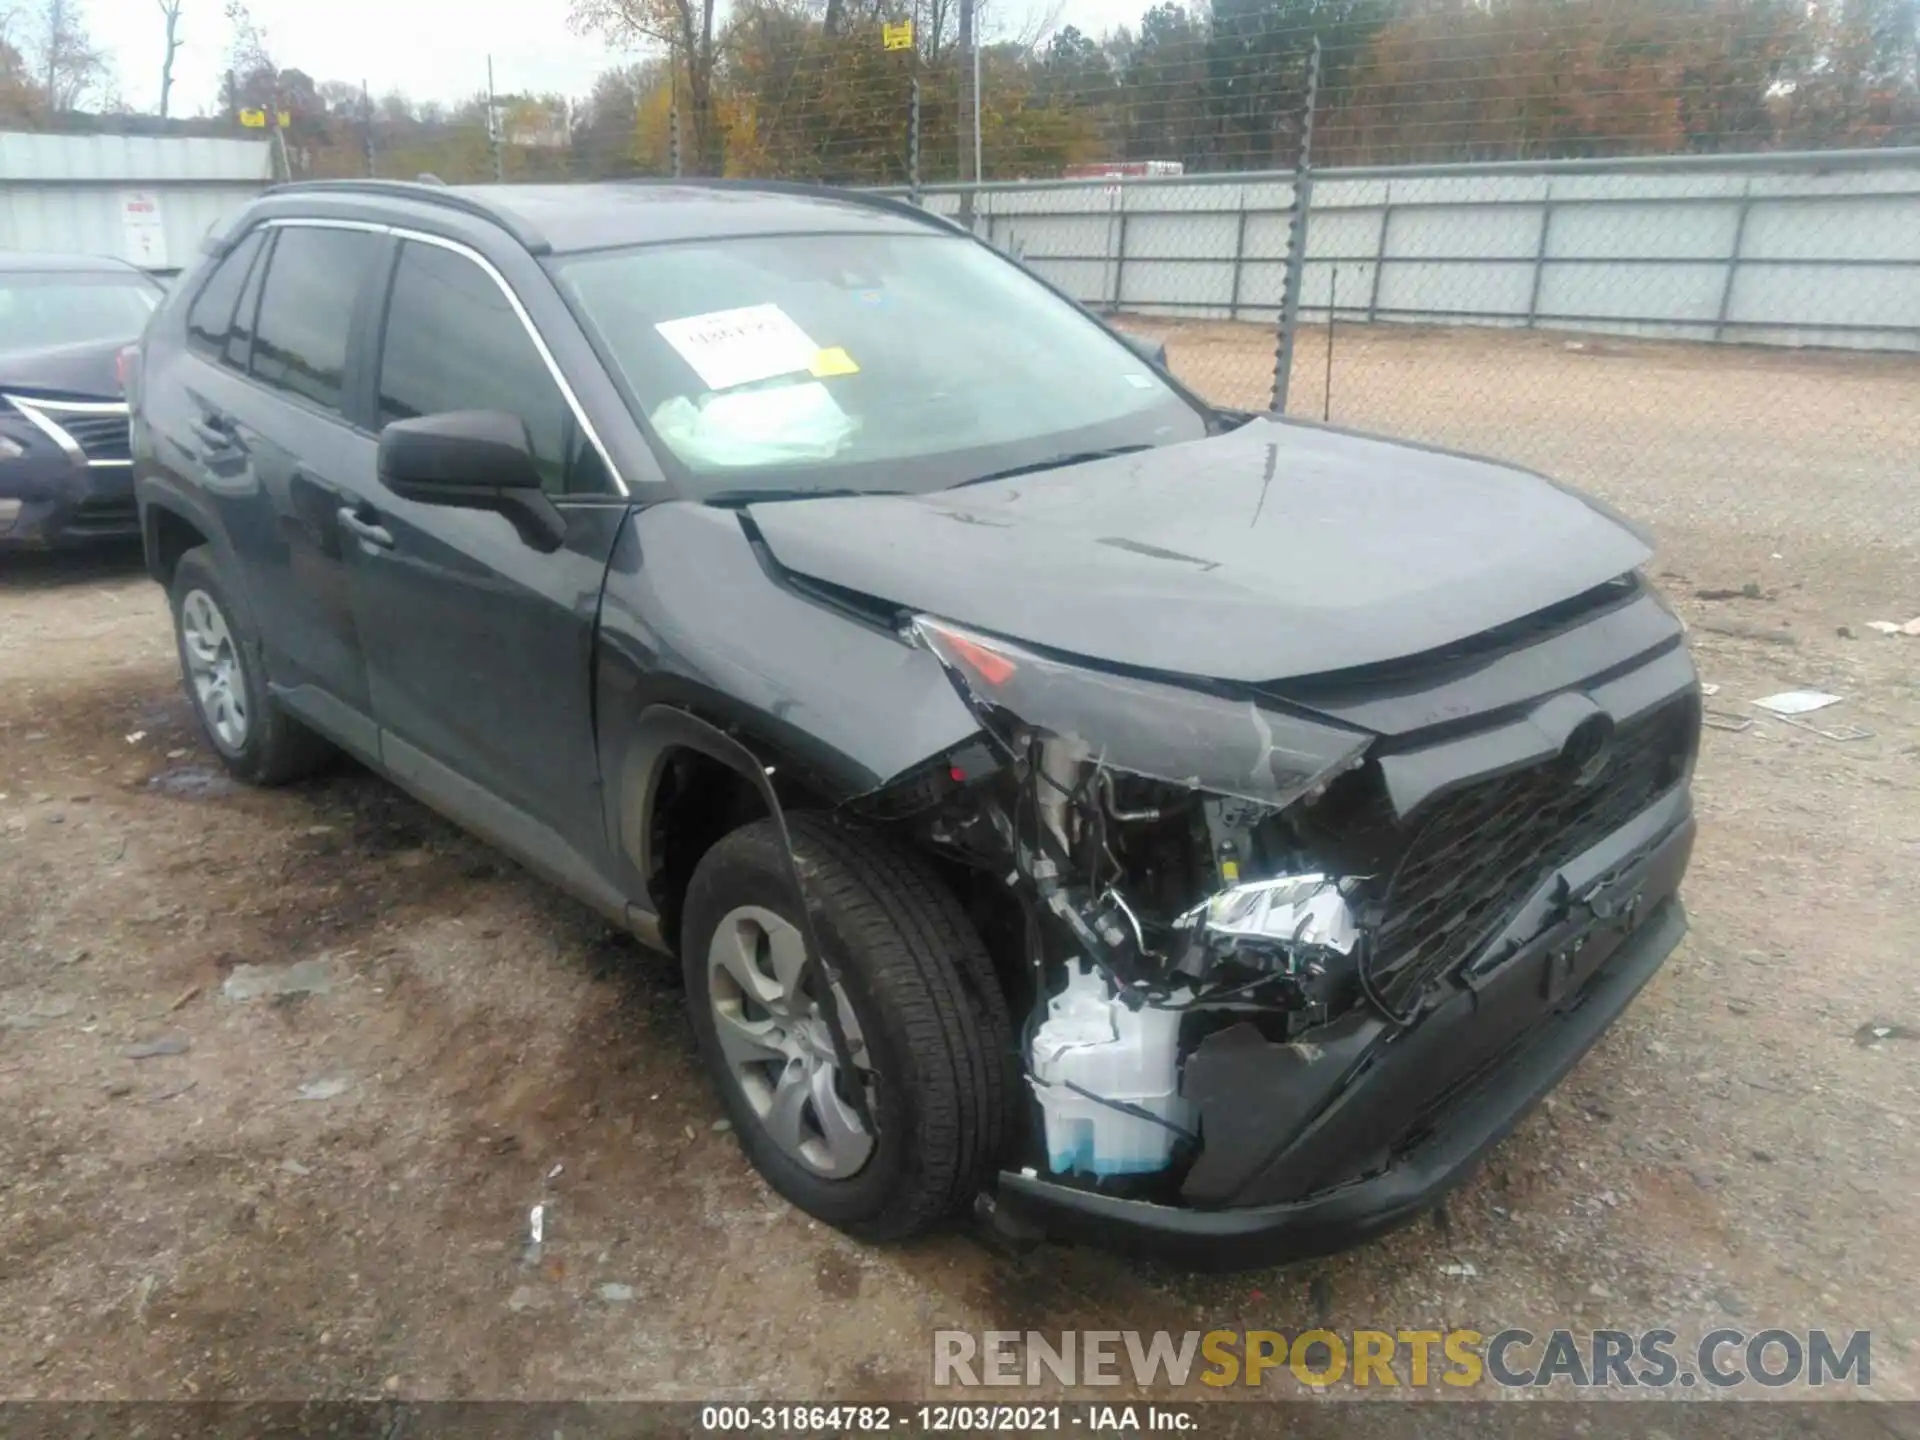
[{"x1": 747, "y1": 417, "x2": 1652, "y2": 683}]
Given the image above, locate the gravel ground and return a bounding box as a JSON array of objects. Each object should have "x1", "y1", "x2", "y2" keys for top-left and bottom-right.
[{"x1": 1, "y1": 326, "x2": 1916, "y2": 1414}]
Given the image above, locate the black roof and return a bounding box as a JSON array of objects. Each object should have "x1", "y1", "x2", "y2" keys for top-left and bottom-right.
[
  {"x1": 0, "y1": 249, "x2": 153, "y2": 275},
  {"x1": 263, "y1": 179, "x2": 954, "y2": 256}
]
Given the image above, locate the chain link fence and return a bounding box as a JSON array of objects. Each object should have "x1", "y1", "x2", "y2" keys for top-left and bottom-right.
[
  {"x1": 158, "y1": 0, "x2": 1919, "y2": 576},
  {"x1": 920, "y1": 150, "x2": 1919, "y2": 510}
]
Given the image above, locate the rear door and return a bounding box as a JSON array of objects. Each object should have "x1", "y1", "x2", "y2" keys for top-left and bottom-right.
[
  {"x1": 169, "y1": 221, "x2": 390, "y2": 755},
  {"x1": 343, "y1": 235, "x2": 631, "y2": 908}
]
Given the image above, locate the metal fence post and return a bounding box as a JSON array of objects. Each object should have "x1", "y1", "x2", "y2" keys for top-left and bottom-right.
[
  {"x1": 908, "y1": 75, "x2": 922, "y2": 205},
  {"x1": 1112, "y1": 200, "x2": 1129, "y2": 314},
  {"x1": 1228, "y1": 188, "x2": 1249, "y2": 322},
  {"x1": 1272, "y1": 35, "x2": 1322, "y2": 413},
  {"x1": 487, "y1": 56, "x2": 504, "y2": 184},
  {"x1": 1714, "y1": 180, "x2": 1754, "y2": 342},
  {"x1": 1367, "y1": 182, "x2": 1390, "y2": 323},
  {"x1": 670, "y1": 106, "x2": 682, "y2": 179},
  {"x1": 1526, "y1": 182, "x2": 1555, "y2": 327}
]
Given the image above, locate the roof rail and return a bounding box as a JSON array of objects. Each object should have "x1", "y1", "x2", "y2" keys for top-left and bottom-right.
[
  {"x1": 609, "y1": 176, "x2": 964, "y2": 235},
  {"x1": 263, "y1": 179, "x2": 550, "y2": 254}
]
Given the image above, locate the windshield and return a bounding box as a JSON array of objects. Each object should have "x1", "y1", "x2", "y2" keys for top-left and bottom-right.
[
  {"x1": 0, "y1": 272, "x2": 160, "y2": 356},
  {"x1": 554, "y1": 231, "x2": 1208, "y2": 497}
]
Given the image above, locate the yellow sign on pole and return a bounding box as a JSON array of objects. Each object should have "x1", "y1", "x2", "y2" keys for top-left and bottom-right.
[
  {"x1": 237, "y1": 108, "x2": 292, "y2": 128},
  {"x1": 882, "y1": 19, "x2": 913, "y2": 50}
]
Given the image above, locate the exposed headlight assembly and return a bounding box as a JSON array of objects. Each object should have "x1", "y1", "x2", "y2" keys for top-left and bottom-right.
[{"x1": 912, "y1": 615, "x2": 1370, "y2": 811}]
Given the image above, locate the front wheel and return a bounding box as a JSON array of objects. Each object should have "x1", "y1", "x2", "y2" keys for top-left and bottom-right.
[{"x1": 681, "y1": 815, "x2": 1017, "y2": 1241}]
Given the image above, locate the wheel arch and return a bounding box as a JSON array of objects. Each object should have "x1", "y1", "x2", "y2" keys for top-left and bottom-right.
[
  {"x1": 618, "y1": 706, "x2": 817, "y2": 956},
  {"x1": 142, "y1": 497, "x2": 211, "y2": 588}
]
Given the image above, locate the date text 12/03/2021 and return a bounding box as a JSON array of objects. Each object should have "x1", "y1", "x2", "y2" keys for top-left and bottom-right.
[{"x1": 699, "y1": 1405, "x2": 1198, "y2": 1431}]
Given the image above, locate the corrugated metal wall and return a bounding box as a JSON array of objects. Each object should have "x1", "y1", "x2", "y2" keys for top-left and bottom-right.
[
  {"x1": 919, "y1": 149, "x2": 1920, "y2": 353},
  {"x1": 0, "y1": 133, "x2": 273, "y2": 275}
]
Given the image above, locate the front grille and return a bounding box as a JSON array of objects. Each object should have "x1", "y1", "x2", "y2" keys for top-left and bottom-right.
[
  {"x1": 66, "y1": 494, "x2": 139, "y2": 535},
  {"x1": 1367, "y1": 696, "x2": 1696, "y2": 1008},
  {"x1": 62, "y1": 412, "x2": 132, "y2": 463}
]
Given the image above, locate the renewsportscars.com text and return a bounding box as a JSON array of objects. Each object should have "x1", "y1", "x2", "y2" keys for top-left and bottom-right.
[{"x1": 933, "y1": 1328, "x2": 1871, "y2": 1391}]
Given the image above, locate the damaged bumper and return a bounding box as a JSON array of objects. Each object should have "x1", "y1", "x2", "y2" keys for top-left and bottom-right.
[{"x1": 988, "y1": 802, "x2": 1694, "y2": 1270}]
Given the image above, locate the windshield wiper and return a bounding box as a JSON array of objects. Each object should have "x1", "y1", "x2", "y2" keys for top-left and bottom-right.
[
  {"x1": 703, "y1": 486, "x2": 904, "y2": 507},
  {"x1": 948, "y1": 444, "x2": 1155, "y2": 489}
]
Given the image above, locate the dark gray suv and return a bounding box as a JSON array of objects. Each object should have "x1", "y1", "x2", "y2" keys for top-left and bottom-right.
[{"x1": 130, "y1": 179, "x2": 1700, "y2": 1267}]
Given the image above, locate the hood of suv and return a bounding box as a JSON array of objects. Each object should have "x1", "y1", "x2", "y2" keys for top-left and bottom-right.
[{"x1": 746, "y1": 417, "x2": 1653, "y2": 683}]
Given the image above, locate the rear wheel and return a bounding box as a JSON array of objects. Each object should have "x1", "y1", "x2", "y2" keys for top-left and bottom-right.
[
  {"x1": 168, "y1": 546, "x2": 332, "y2": 785},
  {"x1": 681, "y1": 814, "x2": 1016, "y2": 1240}
]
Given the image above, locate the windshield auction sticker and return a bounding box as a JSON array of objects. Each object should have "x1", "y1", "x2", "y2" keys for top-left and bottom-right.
[{"x1": 656, "y1": 303, "x2": 822, "y2": 392}]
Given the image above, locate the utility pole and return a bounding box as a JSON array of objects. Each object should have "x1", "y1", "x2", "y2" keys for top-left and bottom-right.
[
  {"x1": 956, "y1": 0, "x2": 976, "y2": 227},
  {"x1": 972, "y1": 32, "x2": 982, "y2": 183},
  {"x1": 265, "y1": 72, "x2": 290, "y2": 182},
  {"x1": 487, "y1": 55, "x2": 504, "y2": 183},
  {"x1": 362, "y1": 78, "x2": 375, "y2": 177}
]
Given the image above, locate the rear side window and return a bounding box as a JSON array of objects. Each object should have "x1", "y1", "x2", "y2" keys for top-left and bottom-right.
[
  {"x1": 250, "y1": 226, "x2": 382, "y2": 416},
  {"x1": 185, "y1": 229, "x2": 266, "y2": 357},
  {"x1": 375, "y1": 240, "x2": 607, "y2": 495}
]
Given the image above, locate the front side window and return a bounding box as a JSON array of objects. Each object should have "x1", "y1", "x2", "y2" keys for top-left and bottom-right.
[
  {"x1": 249, "y1": 226, "x2": 382, "y2": 415},
  {"x1": 186, "y1": 229, "x2": 266, "y2": 359},
  {"x1": 0, "y1": 271, "x2": 161, "y2": 357},
  {"x1": 554, "y1": 231, "x2": 1207, "y2": 497},
  {"x1": 375, "y1": 240, "x2": 603, "y2": 495}
]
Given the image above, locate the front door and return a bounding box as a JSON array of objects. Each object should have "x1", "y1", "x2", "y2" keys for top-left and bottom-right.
[{"x1": 342, "y1": 236, "x2": 629, "y2": 908}]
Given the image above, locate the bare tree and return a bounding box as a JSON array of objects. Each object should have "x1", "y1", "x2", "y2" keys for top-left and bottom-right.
[
  {"x1": 31, "y1": 0, "x2": 107, "y2": 110},
  {"x1": 156, "y1": 0, "x2": 182, "y2": 117}
]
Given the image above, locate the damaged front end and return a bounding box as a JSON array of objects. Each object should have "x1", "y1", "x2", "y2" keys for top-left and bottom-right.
[{"x1": 864, "y1": 610, "x2": 1699, "y2": 1261}]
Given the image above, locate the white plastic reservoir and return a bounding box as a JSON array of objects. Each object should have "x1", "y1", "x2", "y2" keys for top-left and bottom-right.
[{"x1": 1030, "y1": 962, "x2": 1192, "y2": 1177}]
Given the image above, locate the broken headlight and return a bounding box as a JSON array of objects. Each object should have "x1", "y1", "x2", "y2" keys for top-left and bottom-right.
[{"x1": 911, "y1": 615, "x2": 1369, "y2": 810}]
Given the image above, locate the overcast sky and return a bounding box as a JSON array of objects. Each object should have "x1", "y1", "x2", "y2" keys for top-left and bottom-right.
[{"x1": 88, "y1": 0, "x2": 1140, "y2": 114}]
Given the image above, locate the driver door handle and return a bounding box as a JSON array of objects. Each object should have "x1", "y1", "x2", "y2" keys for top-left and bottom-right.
[
  {"x1": 189, "y1": 412, "x2": 235, "y2": 450},
  {"x1": 337, "y1": 505, "x2": 394, "y2": 550}
]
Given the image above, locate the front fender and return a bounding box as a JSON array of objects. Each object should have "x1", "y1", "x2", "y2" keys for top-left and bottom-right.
[{"x1": 593, "y1": 501, "x2": 981, "y2": 905}]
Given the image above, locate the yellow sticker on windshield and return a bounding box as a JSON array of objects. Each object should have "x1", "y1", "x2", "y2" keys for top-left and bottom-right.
[{"x1": 809, "y1": 346, "x2": 860, "y2": 378}]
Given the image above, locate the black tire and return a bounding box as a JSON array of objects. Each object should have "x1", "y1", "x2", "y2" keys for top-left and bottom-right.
[
  {"x1": 168, "y1": 545, "x2": 332, "y2": 786},
  {"x1": 682, "y1": 814, "x2": 1017, "y2": 1241}
]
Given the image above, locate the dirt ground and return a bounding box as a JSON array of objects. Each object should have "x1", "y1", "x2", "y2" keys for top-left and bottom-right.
[{"x1": 1, "y1": 325, "x2": 1917, "y2": 1412}]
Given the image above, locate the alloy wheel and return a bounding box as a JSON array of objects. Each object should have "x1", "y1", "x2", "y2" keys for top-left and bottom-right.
[
  {"x1": 180, "y1": 588, "x2": 249, "y2": 752},
  {"x1": 706, "y1": 904, "x2": 875, "y2": 1179}
]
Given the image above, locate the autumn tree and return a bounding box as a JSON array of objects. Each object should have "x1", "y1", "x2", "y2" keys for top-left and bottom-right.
[{"x1": 572, "y1": 0, "x2": 722, "y2": 172}]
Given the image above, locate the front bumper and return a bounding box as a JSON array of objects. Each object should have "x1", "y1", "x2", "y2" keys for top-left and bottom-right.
[
  {"x1": 0, "y1": 454, "x2": 137, "y2": 547},
  {"x1": 989, "y1": 806, "x2": 1693, "y2": 1270}
]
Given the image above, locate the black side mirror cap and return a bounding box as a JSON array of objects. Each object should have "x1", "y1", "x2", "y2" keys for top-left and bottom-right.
[
  {"x1": 377, "y1": 410, "x2": 567, "y2": 552},
  {"x1": 1119, "y1": 332, "x2": 1169, "y2": 370}
]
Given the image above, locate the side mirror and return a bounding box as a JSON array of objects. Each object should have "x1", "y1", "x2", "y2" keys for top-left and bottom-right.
[
  {"x1": 1119, "y1": 332, "x2": 1169, "y2": 371},
  {"x1": 377, "y1": 410, "x2": 566, "y2": 551}
]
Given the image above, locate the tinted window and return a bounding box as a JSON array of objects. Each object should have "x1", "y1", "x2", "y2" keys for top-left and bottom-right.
[
  {"x1": 185, "y1": 229, "x2": 266, "y2": 357},
  {"x1": 250, "y1": 227, "x2": 382, "y2": 415},
  {"x1": 226, "y1": 231, "x2": 274, "y2": 371},
  {"x1": 0, "y1": 272, "x2": 160, "y2": 357},
  {"x1": 376, "y1": 241, "x2": 605, "y2": 495}
]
